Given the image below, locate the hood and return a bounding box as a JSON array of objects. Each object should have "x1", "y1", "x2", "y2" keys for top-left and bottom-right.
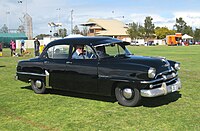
[{"x1": 125, "y1": 55, "x2": 172, "y2": 73}]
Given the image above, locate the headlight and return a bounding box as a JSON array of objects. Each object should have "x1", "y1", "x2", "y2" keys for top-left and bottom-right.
[
  {"x1": 174, "y1": 63, "x2": 180, "y2": 70},
  {"x1": 148, "y1": 67, "x2": 156, "y2": 78}
]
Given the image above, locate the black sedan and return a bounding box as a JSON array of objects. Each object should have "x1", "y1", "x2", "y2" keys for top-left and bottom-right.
[{"x1": 16, "y1": 36, "x2": 181, "y2": 107}]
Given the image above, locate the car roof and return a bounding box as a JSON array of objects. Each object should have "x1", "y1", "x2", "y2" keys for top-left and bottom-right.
[{"x1": 46, "y1": 36, "x2": 125, "y2": 47}]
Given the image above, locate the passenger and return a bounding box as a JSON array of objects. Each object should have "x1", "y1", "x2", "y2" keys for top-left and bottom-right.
[
  {"x1": 96, "y1": 46, "x2": 108, "y2": 58},
  {"x1": 72, "y1": 45, "x2": 88, "y2": 59}
]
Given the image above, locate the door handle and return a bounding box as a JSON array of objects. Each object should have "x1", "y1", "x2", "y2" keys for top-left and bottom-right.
[
  {"x1": 66, "y1": 61, "x2": 72, "y2": 64},
  {"x1": 44, "y1": 61, "x2": 49, "y2": 64}
]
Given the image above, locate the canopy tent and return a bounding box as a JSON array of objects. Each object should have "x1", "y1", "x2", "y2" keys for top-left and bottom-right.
[
  {"x1": 182, "y1": 34, "x2": 193, "y2": 39},
  {"x1": 0, "y1": 33, "x2": 27, "y2": 48}
]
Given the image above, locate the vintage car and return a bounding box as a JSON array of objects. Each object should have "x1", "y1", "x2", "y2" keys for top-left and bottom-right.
[{"x1": 16, "y1": 36, "x2": 181, "y2": 107}]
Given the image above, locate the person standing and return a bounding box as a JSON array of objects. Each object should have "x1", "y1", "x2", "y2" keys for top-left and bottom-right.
[
  {"x1": 0, "y1": 42, "x2": 3, "y2": 57},
  {"x1": 20, "y1": 39, "x2": 25, "y2": 55},
  {"x1": 34, "y1": 38, "x2": 40, "y2": 56},
  {"x1": 10, "y1": 40, "x2": 16, "y2": 56}
]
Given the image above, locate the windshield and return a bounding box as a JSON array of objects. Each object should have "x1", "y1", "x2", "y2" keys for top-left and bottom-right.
[{"x1": 94, "y1": 43, "x2": 131, "y2": 58}]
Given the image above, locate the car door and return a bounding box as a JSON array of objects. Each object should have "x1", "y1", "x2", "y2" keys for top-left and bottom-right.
[
  {"x1": 43, "y1": 44, "x2": 72, "y2": 89},
  {"x1": 66, "y1": 45, "x2": 98, "y2": 94}
]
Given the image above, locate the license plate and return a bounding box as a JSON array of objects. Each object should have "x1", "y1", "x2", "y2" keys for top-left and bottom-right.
[{"x1": 171, "y1": 85, "x2": 178, "y2": 92}]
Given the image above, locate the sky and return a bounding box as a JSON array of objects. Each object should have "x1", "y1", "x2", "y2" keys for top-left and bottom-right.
[{"x1": 0, "y1": 0, "x2": 200, "y2": 37}]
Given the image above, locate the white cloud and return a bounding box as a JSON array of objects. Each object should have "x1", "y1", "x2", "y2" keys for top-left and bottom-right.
[
  {"x1": 129, "y1": 13, "x2": 175, "y2": 29},
  {"x1": 1, "y1": 0, "x2": 200, "y2": 36},
  {"x1": 129, "y1": 12, "x2": 200, "y2": 30},
  {"x1": 173, "y1": 12, "x2": 200, "y2": 29}
]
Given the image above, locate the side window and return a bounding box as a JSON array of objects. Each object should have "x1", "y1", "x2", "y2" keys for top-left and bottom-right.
[
  {"x1": 47, "y1": 44, "x2": 69, "y2": 59},
  {"x1": 85, "y1": 45, "x2": 97, "y2": 59},
  {"x1": 105, "y1": 44, "x2": 125, "y2": 56},
  {"x1": 72, "y1": 45, "x2": 96, "y2": 59}
]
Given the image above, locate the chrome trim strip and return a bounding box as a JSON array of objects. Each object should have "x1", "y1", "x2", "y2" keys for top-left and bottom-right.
[
  {"x1": 110, "y1": 79, "x2": 130, "y2": 82},
  {"x1": 141, "y1": 73, "x2": 177, "y2": 84},
  {"x1": 17, "y1": 72, "x2": 46, "y2": 77},
  {"x1": 17, "y1": 71, "x2": 51, "y2": 88},
  {"x1": 149, "y1": 77, "x2": 177, "y2": 88},
  {"x1": 155, "y1": 70, "x2": 174, "y2": 79},
  {"x1": 15, "y1": 75, "x2": 18, "y2": 80},
  {"x1": 141, "y1": 78, "x2": 181, "y2": 97},
  {"x1": 45, "y1": 70, "x2": 50, "y2": 87},
  {"x1": 141, "y1": 78, "x2": 164, "y2": 84},
  {"x1": 98, "y1": 75, "x2": 110, "y2": 78}
]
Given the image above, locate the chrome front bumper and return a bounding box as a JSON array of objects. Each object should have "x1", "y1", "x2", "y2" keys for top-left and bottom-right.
[{"x1": 140, "y1": 78, "x2": 181, "y2": 97}]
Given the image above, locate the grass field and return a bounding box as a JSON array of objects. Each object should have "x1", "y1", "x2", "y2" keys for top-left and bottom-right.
[{"x1": 0, "y1": 46, "x2": 199, "y2": 131}]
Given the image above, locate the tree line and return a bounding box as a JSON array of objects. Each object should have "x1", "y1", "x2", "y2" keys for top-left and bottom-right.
[
  {"x1": 1, "y1": 16, "x2": 200, "y2": 41},
  {"x1": 127, "y1": 16, "x2": 200, "y2": 41}
]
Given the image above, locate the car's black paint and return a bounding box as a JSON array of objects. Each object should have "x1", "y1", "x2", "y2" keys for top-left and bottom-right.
[{"x1": 16, "y1": 36, "x2": 181, "y2": 107}]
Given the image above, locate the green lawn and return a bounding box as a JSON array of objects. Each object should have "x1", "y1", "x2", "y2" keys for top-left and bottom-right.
[{"x1": 0, "y1": 46, "x2": 199, "y2": 131}]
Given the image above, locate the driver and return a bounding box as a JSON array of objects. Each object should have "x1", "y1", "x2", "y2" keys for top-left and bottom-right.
[{"x1": 72, "y1": 45, "x2": 88, "y2": 59}]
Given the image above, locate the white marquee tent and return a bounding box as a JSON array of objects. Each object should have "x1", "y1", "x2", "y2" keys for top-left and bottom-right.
[{"x1": 182, "y1": 34, "x2": 193, "y2": 39}]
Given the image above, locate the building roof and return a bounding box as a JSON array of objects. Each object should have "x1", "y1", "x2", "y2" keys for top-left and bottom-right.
[
  {"x1": 0, "y1": 33, "x2": 27, "y2": 38},
  {"x1": 84, "y1": 19, "x2": 128, "y2": 36}
]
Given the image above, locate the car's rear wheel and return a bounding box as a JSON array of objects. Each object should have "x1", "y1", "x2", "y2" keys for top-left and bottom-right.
[
  {"x1": 115, "y1": 86, "x2": 141, "y2": 107},
  {"x1": 31, "y1": 79, "x2": 46, "y2": 94}
]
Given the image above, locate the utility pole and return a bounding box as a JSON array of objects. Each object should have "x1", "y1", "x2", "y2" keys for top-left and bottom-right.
[
  {"x1": 71, "y1": 9, "x2": 73, "y2": 34},
  {"x1": 6, "y1": 11, "x2": 10, "y2": 31},
  {"x1": 56, "y1": 8, "x2": 61, "y2": 23}
]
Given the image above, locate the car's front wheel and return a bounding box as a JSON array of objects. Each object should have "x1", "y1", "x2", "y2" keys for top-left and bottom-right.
[
  {"x1": 31, "y1": 79, "x2": 46, "y2": 94},
  {"x1": 115, "y1": 86, "x2": 141, "y2": 107}
]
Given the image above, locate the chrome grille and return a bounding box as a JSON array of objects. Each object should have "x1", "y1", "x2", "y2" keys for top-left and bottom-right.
[{"x1": 149, "y1": 70, "x2": 178, "y2": 89}]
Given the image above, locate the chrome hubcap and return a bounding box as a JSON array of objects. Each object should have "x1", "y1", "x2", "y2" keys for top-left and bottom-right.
[
  {"x1": 122, "y1": 88, "x2": 133, "y2": 99},
  {"x1": 35, "y1": 80, "x2": 42, "y2": 88}
]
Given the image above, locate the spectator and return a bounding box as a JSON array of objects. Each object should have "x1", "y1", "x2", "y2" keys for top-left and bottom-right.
[
  {"x1": 0, "y1": 42, "x2": 2, "y2": 57},
  {"x1": 34, "y1": 37, "x2": 40, "y2": 56},
  {"x1": 10, "y1": 40, "x2": 16, "y2": 56},
  {"x1": 20, "y1": 39, "x2": 25, "y2": 55}
]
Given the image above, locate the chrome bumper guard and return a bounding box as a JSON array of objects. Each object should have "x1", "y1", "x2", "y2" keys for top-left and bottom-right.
[
  {"x1": 15, "y1": 70, "x2": 50, "y2": 87},
  {"x1": 140, "y1": 78, "x2": 181, "y2": 97}
]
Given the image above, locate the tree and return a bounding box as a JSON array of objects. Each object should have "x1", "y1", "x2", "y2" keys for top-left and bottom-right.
[
  {"x1": 174, "y1": 17, "x2": 187, "y2": 33},
  {"x1": 183, "y1": 26, "x2": 193, "y2": 36},
  {"x1": 81, "y1": 27, "x2": 89, "y2": 36},
  {"x1": 155, "y1": 27, "x2": 176, "y2": 39},
  {"x1": 127, "y1": 22, "x2": 145, "y2": 40},
  {"x1": 58, "y1": 28, "x2": 67, "y2": 38},
  {"x1": 138, "y1": 25, "x2": 145, "y2": 39},
  {"x1": 127, "y1": 22, "x2": 139, "y2": 40},
  {"x1": 174, "y1": 17, "x2": 193, "y2": 36},
  {"x1": 144, "y1": 16, "x2": 155, "y2": 39},
  {"x1": 0, "y1": 24, "x2": 8, "y2": 33},
  {"x1": 72, "y1": 25, "x2": 80, "y2": 34},
  {"x1": 35, "y1": 34, "x2": 51, "y2": 39},
  {"x1": 194, "y1": 28, "x2": 200, "y2": 41},
  {"x1": 17, "y1": 25, "x2": 25, "y2": 33}
]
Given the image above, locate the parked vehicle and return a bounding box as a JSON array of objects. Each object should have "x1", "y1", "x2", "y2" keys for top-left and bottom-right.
[
  {"x1": 16, "y1": 36, "x2": 181, "y2": 107},
  {"x1": 130, "y1": 40, "x2": 139, "y2": 46},
  {"x1": 166, "y1": 33, "x2": 182, "y2": 46},
  {"x1": 146, "y1": 41, "x2": 156, "y2": 46}
]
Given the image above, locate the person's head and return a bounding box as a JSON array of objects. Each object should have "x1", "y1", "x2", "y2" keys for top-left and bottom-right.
[
  {"x1": 35, "y1": 37, "x2": 38, "y2": 41},
  {"x1": 21, "y1": 39, "x2": 25, "y2": 44},
  {"x1": 96, "y1": 46, "x2": 105, "y2": 53},
  {"x1": 76, "y1": 45, "x2": 84, "y2": 53}
]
